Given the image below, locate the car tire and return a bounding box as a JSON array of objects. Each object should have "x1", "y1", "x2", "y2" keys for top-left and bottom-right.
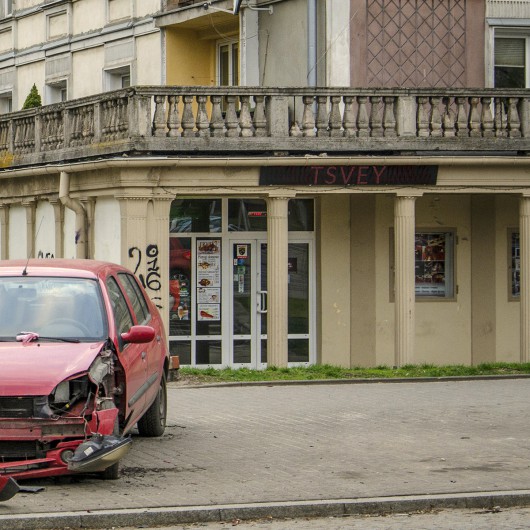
[
  {"x1": 99, "y1": 401, "x2": 121, "y2": 481},
  {"x1": 137, "y1": 374, "x2": 167, "y2": 437}
]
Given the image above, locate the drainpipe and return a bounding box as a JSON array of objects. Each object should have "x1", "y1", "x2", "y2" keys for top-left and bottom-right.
[
  {"x1": 307, "y1": 0, "x2": 317, "y2": 87},
  {"x1": 59, "y1": 171, "x2": 88, "y2": 259}
]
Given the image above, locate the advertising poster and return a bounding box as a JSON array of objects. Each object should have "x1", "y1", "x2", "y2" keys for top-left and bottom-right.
[{"x1": 197, "y1": 239, "x2": 221, "y2": 321}]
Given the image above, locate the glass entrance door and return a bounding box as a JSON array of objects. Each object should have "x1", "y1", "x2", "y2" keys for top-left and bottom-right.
[{"x1": 230, "y1": 240, "x2": 312, "y2": 368}]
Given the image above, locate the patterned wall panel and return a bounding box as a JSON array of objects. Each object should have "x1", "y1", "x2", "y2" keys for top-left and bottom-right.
[{"x1": 367, "y1": 0, "x2": 467, "y2": 87}]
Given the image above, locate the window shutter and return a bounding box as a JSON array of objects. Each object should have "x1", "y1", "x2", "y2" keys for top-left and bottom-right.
[{"x1": 495, "y1": 38, "x2": 525, "y2": 67}]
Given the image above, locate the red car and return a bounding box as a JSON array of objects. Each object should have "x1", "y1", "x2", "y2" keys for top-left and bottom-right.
[{"x1": 0, "y1": 259, "x2": 169, "y2": 500}]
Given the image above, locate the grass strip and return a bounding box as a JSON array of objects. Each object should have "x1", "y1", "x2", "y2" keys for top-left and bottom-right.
[{"x1": 178, "y1": 363, "x2": 530, "y2": 384}]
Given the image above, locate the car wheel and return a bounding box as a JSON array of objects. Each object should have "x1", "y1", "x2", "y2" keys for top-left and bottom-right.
[
  {"x1": 137, "y1": 375, "x2": 167, "y2": 437},
  {"x1": 99, "y1": 401, "x2": 121, "y2": 481}
]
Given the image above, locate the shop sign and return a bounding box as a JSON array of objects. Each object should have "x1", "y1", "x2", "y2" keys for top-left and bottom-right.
[{"x1": 259, "y1": 165, "x2": 437, "y2": 186}]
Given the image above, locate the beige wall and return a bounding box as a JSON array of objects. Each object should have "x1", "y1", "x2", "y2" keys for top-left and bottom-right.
[
  {"x1": 319, "y1": 194, "x2": 351, "y2": 367},
  {"x1": 17, "y1": 62, "x2": 45, "y2": 111},
  {"x1": 18, "y1": 13, "x2": 45, "y2": 50},
  {"x1": 136, "y1": 33, "x2": 162, "y2": 85},
  {"x1": 72, "y1": 47, "x2": 104, "y2": 98},
  {"x1": 72, "y1": 0, "x2": 105, "y2": 35}
]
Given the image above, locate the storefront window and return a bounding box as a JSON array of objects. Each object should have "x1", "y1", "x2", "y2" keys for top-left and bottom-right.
[
  {"x1": 510, "y1": 230, "x2": 520, "y2": 299},
  {"x1": 170, "y1": 199, "x2": 221, "y2": 233},
  {"x1": 169, "y1": 237, "x2": 192, "y2": 336},
  {"x1": 228, "y1": 199, "x2": 314, "y2": 232},
  {"x1": 414, "y1": 232, "x2": 454, "y2": 298}
]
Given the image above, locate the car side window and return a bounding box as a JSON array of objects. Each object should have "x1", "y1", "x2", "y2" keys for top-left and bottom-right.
[
  {"x1": 106, "y1": 276, "x2": 134, "y2": 335},
  {"x1": 117, "y1": 273, "x2": 151, "y2": 325}
]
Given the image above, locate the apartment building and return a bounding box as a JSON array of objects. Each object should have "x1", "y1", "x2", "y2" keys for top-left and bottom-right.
[{"x1": 0, "y1": 0, "x2": 529, "y2": 370}]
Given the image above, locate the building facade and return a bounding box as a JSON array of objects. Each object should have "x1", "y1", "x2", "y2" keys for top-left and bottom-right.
[{"x1": 0, "y1": 0, "x2": 529, "y2": 370}]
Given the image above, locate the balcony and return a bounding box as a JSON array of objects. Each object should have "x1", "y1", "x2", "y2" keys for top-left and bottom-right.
[{"x1": 0, "y1": 86, "x2": 528, "y2": 170}]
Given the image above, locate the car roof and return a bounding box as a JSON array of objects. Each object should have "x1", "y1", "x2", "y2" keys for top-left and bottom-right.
[{"x1": 0, "y1": 259, "x2": 128, "y2": 279}]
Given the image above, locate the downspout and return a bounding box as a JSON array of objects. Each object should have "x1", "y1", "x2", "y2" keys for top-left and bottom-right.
[{"x1": 59, "y1": 171, "x2": 88, "y2": 259}]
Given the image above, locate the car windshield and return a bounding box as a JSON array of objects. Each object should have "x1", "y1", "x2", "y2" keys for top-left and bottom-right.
[{"x1": 0, "y1": 276, "x2": 107, "y2": 342}]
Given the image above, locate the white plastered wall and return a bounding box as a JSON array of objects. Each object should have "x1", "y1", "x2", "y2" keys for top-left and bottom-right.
[
  {"x1": 17, "y1": 63, "x2": 45, "y2": 112},
  {"x1": 93, "y1": 197, "x2": 121, "y2": 264},
  {"x1": 72, "y1": 0, "x2": 105, "y2": 35},
  {"x1": 35, "y1": 201, "x2": 55, "y2": 258},
  {"x1": 136, "y1": 33, "x2": 162, "y2": 85},
  {"x1": 72, "y1": 47, "x2": 104, "y2": 99},
  {"x1": 17, "y1": 12, "x2": 45, "y2": 50},
  {"x1": 8, "y1": 206, "x2": 27, "y2": 259},
  {"x1": 63, "y1": 207, "x2": 76, "y2": 259}
]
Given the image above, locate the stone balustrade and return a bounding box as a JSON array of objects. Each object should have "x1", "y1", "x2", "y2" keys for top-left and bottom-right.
[{"x1": 0, "y1": 86, "x2": 528, "y2": 168}]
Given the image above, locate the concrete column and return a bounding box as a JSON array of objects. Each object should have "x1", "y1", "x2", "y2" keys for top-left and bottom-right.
[
  {"x1": 520, "y1": 196, "x2": 530, "y2": 362},
  {"x1": 118, "y1": 196, "x2": 149, "y2": 271},
  {"x1": 0, "y1": 204, "x2": 8, "y2": 260},
  {"x1": 267, "y1": 195, "x2": 290, "y2": 367},
  {"x1": 80, "y1": 197, "x2": 96, "y2": 260},
  {"x1": 22, "y1": 200, "x2": 36, "y2": 259},
  {"x1": 394, "y1": 194, "x2": 418, "y2": 366}
]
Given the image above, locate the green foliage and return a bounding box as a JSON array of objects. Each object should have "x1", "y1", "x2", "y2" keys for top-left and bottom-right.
[
  {"x1": 179, "y1": 363, "x2": 530, "y2": 384},
  {"x1": 22, "y1": 84, "x2": 42, "y2": 110}
]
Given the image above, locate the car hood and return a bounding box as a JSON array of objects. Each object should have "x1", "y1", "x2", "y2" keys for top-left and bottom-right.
[{"x1": 0, "y1": 341, "x2": 106, "y2": 396}]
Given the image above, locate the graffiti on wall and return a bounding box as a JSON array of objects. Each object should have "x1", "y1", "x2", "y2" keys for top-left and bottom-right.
[
  {"x1": 37, "y1": 251, "x2": 55, "y2": 258},
  {"x1": 128, "y1": 244, "x2": 163, "y2": 309}
]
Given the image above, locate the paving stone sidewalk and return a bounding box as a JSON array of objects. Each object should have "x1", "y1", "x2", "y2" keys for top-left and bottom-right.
[{"x1": 1, "y1": 378, "x2": 530, "y2": 527}]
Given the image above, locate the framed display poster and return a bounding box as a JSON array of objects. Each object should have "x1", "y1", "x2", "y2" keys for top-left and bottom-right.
[{"x1": 196, "y1": 239, "x2": 221, "y2": 321}]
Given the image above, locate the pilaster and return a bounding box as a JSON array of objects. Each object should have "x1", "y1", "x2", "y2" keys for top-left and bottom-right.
[{"x1": 520, "y1": 196, "x2": 530, "y2": 362}]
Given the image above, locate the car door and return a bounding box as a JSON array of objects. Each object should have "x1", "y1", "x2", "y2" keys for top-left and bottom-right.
[
  {"x1": 117, "y1": 272, "x2": 163, "y2": 409},
  {"x1": 106, "y1": 275, "x2": 147, "y2": 427}
]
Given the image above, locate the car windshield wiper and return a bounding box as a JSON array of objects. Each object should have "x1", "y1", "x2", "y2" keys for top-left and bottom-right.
[{"x1": 16, "y1": 332, "x2": 80, "y2": 344}]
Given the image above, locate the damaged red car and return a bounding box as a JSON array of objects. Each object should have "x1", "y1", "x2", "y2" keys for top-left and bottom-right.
[{"x1": 0, "y1": 259, "x2": 169, "y2": 501}]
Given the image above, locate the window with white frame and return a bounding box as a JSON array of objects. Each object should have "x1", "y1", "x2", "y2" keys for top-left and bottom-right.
[
  {"x1": 494, "y1": 34, "x2": 529, "y2": 88},
  {"x1": 0, "y1": 0, "x2": 12, "y2": 19},
  {"x1": 217, "y1": 40, "x2": 239, "y2": 86},
  {"x1": 104, "y1": 65, "x2": 131, "y2": 91},
  {"x1": 0, "y1": 91, "x2": 11, "y2": 113},
  {"x1": 46, "y1": 80, "x2": 67, "y2": 104}
]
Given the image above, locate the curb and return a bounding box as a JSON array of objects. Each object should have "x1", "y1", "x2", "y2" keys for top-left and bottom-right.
[
  {"x1": 3, "y1": 490, "x2": 530, "y2": 529},
  {"x1": 169, "y1": 373, "x2": 530, "y2": 389}
]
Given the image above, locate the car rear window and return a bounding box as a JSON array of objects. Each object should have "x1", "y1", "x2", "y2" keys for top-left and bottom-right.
[{"x1": 117, "y1": 273, "x2": 151, "y2": 325}]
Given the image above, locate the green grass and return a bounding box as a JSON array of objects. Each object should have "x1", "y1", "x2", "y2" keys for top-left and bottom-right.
[{"x1": 178, "y1": 362, "x2": 530, "y2": 384}]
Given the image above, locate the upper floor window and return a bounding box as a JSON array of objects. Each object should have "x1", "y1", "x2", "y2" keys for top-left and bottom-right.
[
  {"x1": 494, "y1": 36, "x2": 528, "y2": 88},
  {"x1": 0, "y1": 0, "x2": 12, "y2": 18},
  {"x1": 104, "y1": 65, "x2": 131, "y2": 91},
  {"x1": 217, "y1": 40, "x2": 239, "y2": 86},
  {"x1": 0, "y1": 91, "x2": 12, "y2": 113}
]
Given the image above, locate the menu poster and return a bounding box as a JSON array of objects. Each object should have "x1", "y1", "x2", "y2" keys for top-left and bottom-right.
[{"x1": 196, "y1": 239, "x2": 221, "y2": 321}]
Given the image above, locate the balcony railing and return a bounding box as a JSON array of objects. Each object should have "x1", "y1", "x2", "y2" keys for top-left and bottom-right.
[{"x1": 0, "y1": 86, "x2": 528, "y2": 169}]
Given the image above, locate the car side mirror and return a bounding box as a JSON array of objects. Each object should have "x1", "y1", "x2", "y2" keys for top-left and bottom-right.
[{"x1": 121, "y1": 325, "x2": 155, "y2": 344}]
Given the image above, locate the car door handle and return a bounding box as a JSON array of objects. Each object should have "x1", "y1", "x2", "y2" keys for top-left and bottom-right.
[{"x1": 142, "y1": 351, "x2": 147, "y2": 359}]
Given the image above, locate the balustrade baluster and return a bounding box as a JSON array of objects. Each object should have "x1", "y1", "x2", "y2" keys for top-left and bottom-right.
[
  {"x1": 455, "y1": 96, "x2": 468, "y2": 137},
  {"x1": 369, "y1": 96, "x2": 383, "y2": 137},
  {"x1": 481, "y1": 97, "x2": 494, "y2": 137},
  {"x1": 383, "y1": 96, "x2": 397, "y2": 137},
  {"x1": 357, "y1": 96, "x2": 369, "y2": 138},
  {"x1": 442, "y1": 96, "x2": 456, "y2": 137},
  {"x1": 239, "y1": 95, "x2": 253, "y2": 137},
  {"x1": 494, "y1": 97, "x2": 506, "y2": 137},
  {"x1": 181, "y1": 95, "x2": 196, "y2": 137},
  {"x1": 225, "y1": 95, "x2": 239, "y2": 138},
  {"x1": 253, "y1": 95, "x2": 267, "y2": 137},
  {"x1": 342, "y1": 96, "x2": 355, "y2": 138},
  {"x1": 301, "y1": 95, "x2": 316, "y2": 137},
  {"x1": 152, "y1": 95, "x2": 167, "y2": 137},
  {"x1": 468, "y1": 97, "x2": 481, "y2": 137},
  {"x1": 316, "y1": 96, "x2": 329, "y2": 137},
  {"x1": 196, "y1": 95, "x2": 210, "y2": 137},
  {"x1": 328, "y1": 96, "x2": 343, "y2": 137},
  {"x1": 429, "y1": 97, "x2": 442, "y2": 137},
  {"x1": 167, "y1": 95, "x2": 181, "y2": 137},
  {"x1": 209, "y1": 95, "x2": 224, "y2": 137},
  {"x1": 416, "y1": 96, "x2": 429, "y2": 137},
  {"x1": 507, "y1": 97, "x2": 521, "y2": 138}
]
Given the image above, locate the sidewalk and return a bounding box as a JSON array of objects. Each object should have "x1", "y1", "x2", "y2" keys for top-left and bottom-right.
[{"x1": 1, "y1": 378, "x2": 530, "y2": 529}]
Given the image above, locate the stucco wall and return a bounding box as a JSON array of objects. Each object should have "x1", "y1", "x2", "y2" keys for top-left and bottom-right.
[
  {"x1": 8, "y1": 206, "x2": 26, "y2": 259},
  {"x1": 17, "y1": 62, "x2": 45, "y2": 111},
  {"x1": 72, "y1": 47, "x2": 104, "y2": 98},
  {"x1": 165, "y1": 28, "x2": 214, "y2": 85},
  {"x1": 35, "y1": 201, "x2": 55, "y2": 258},
  {"x1": 72, "y1": 0, "x2": 105, "y2": 35},
  {"x1": 136, "y1": 33, "x2": 163, "y2": 85},
  {"x1": 94, "y1": 197, "x2": 121, "y2": 264}
]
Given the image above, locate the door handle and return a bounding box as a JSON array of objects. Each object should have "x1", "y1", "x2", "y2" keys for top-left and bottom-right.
[
  {"x1": 142, "y1": 351, "x2": 147, "y2": 359},
  {"x1": 257, "y1": 290, "x2": 268, "y2": 313}
]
